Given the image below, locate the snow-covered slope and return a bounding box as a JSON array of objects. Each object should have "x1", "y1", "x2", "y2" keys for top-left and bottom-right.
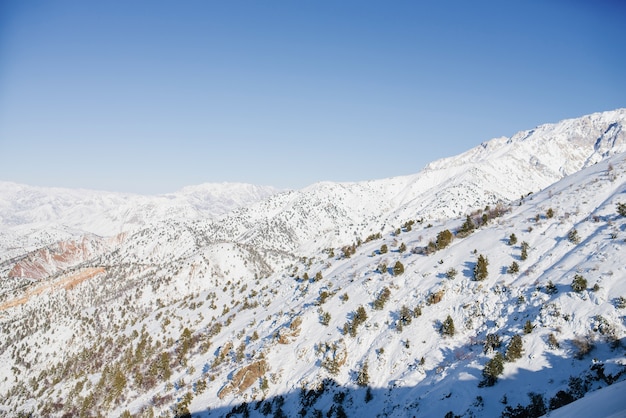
[{"x1": 1, "y1": 110, "x2": 626, "y2": 417}]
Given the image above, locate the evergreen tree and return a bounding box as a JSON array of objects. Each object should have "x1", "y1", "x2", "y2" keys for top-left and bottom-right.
[
  {"x1": 380, "y1": 244, "x2": 388, "y2": 254},
  {"x1": 508, "y1": 233, "x2": 518, "y2": 246},
  {"x1": 445, "y1": 267, "x2": 458, "y2": 279},
  {"x1": 458, "y1": 215, "x2": 475, "y2": 237},
  {"x1": 356, "y1": 361, "x2": 369, "y2": 387},
  {"x1": 393, "y1": 260, "x2": 404, "y2": 276},
  {"x1": 545, "y1": 280, "x2": 558, "y2": 294},
  {"x1": 523, "y1": 320, "x2": 534, "y2": 334},
  {"x1": 398, "y1": 242, "x2": 407, "y2": 253},
  {"x1": 567, "y1": 228, "x2": 580, "y2": 244},
  {"x1": 436, "y1": 229, "x2": 453, "y2": 249},
  {"x1": 571, "y1": 274, "x2": 587, "y2": 292},
  {"x1": 507, "y1": 261, "x2": 519, "y2": 274},
  {"x1": 505, "y1": 335, "x2": 524, "y2": 362},
  {"x1": 481, "y1": 352, "x2": 504, "y2": 386},
  {"x1": 441, "y1": 315, "x2": 455, "y2": 337},
  {"x1": 520, "y1": 241, "x2": 529, "y2": 261},
  {"x1": 398, "y1": 305, "x2": 412, "y2": 327},
  {"x1": 483, "y1": 333, "x2": 501, "y2": 354},
  {"x1": 373, "y1": 287, "x2": 391, "y2": 310},
  {"x1": 546, "y1": 208, "x2": 554, "y2": 218},
  {"x1": 618, "y1": 202, "x2": 626, "y2": 217},
  {"x1": 473, "y1": 254, "x2": 489, "y2": 281}
]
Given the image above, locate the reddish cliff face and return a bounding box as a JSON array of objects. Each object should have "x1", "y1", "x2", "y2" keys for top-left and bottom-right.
[{"x1": 8, "y1": 235, "x2": 110, "y2": 280}]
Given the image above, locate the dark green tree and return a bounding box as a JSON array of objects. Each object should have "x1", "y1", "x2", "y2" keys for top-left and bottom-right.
[
  {"x1": 436, "y1": 229, "x2": 453, "y2": 249},
  {"x1": 441, "y1": 315, "x2": 455, "y2": 337},
  {"x1": 473, "y1": 254, "x2": 489, "y2": 281},
  {"x1": 567, "y1": 228, "x2": 580, "y2": 244},
  {"x1": 393, "y1": 260, "x2": 404, "y2": 276},
  {"x1": 617, "y1": 202, "x2": 626, "y2": 217},
  {"x1": 380, "y1": 244, "x2": 388, "y2": 254},
  {"x1": 398, "y1": 242, "x2": 407, "y2": 253},
  {"x1": 356, "y1": 361, "x2": 369, "y2": 387},
  {"x1": 445, "y1": 267, "x2": 458, "y2": 279},
  {"x1": 481, "y1": 352, "x2": 504, "y2": 386},
  {"x1": 508, "y1": 233, "x2": 518, "y2": 246},
  {"x1": 523, "y1": 320, "x2": 534, "y2": 334},
  {"x1": 458, "y1": 215, "x2": 476, "y2": 237},
  {"x1": 505, "y1": 335, "x2": 524, "y2": 362},
  {"x1": 398, "y1": 305, "x2": 412, "y2": 327},
  {"x1": 571, "y1": 274, "x2": 587, "y2": 292},
  {"x1": 520, "y1": 241, "x2": 529, "y2": 261},
  {"x1": 508, "y1": 261, "x2": 519, "y2": 274},
  {"x1": 545, "y1": 280, "x2": 558, "y2": 294},
  {"x1": 373, "y1": 287, "x2": 391, "y2": 310}
]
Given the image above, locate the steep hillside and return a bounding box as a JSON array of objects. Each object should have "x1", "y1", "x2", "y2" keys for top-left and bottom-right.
[
  {"x1": 1, "y1": 110, "x2": 626, "y2": 417},
  {"x1": 1, "y1": 154, "x2": 625, "y2": 417}
]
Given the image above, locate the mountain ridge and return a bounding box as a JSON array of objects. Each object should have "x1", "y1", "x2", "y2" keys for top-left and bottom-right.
[{"x1": 1, "y1": 109, "x2": 626, "y2": 417}]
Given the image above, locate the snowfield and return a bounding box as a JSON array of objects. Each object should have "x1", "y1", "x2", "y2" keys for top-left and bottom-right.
[{"x1": 1, "y1": 109, "x2": 625, "y2": 417}]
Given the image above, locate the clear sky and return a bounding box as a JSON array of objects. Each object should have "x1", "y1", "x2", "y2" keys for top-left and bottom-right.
[{"x1": 1, "y1": 1, "x2": 625, "y2": 194}]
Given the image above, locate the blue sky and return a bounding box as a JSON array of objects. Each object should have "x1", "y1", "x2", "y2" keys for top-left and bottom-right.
[{"x1": 1, "y1": 1, "x2": 625, "y2": 194}]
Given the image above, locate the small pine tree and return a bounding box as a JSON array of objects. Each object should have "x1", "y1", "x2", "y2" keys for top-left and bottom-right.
[
  {"x1": 473, "y1": 254, "x2": 489, "y2": 281},
  {"x1": 398, "y1": 242, "x2": 407, "y2": 253},
  {"x1": 545, "y1": 280, "x2": 558, "y2": 294},
  {"x1": 520, "y1": 241, "x2": 529, "y2": 260},
  {"x1": 378, "y1": 263, "x2": 387, "y2": 274},
  {"x1": 445, "y1": 267, "x2": 458, "y2": 279},
  {"x1": 393, "y1": 260, "x2": 404, "y2": 276},
  {"x1": 436, "y1": 229, "x2": 453, "y2": 249},
  {"x1": 373, "y1": 287, "x2": 391, "y2": 310},
  {"x1": 458, "y1": 215, "x2": 475, "y2": 237},
  {"x1": 315, "y1": 271, "x2": 323, "y2": 282},
  {"x1": 546, "y1": 208, "x2": 554, "y2": 218},
  {"x1": 571, "y1": 274, "x2": 587, "y2": 292},
  {"x1": 523, "y1": 320, "x2": 534, "y2": 334},
  {"x1": 505, "y1": 335, "x2": 524, "y2": 362},
  {"x1": 507, "y1": 261, "x2": 519, "y2": 274},
  {"x1": 320, "y1": 311, "x2": 331, "y2": 326},
  {"x1": 441, "y1": 315, "x2": 455, "y2": 337},
  {"x1": 508, "y1": 233, "x2": 518, "y2": 246},
  {"x1": 356, "y1": 361, "x2": 369, "y2": 387},
  {"x1": 483, "y1": 333, "x2": 502, "y2": 354},
  {"x1": 355, "y1": 306, "x2": 367, "y2": 323},
  {"x1": 481, "y1": 352, "x2": 504, "y2": 387},
  {"x1": 617, "y1": 202, "x2": 626, "y2": 217},
  {"x1": 380, "y1": 244, "x2": 388, "y2": 254},
  {"x1": 567, "y1": 228, "x2": 580, "y2": 244},
  {"x1": 398, "y1": 305, "x2": 412, "y2": 327}
]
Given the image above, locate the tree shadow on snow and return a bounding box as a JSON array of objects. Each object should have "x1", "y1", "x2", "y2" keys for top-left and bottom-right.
[{"x1": 184, "y1": 341, "x2": 626, "y2": 418}]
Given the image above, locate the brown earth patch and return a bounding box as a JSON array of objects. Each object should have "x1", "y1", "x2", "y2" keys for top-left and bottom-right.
[
  {"x1": 218, "y1": 359, "x2": 268, "y2": 399},
  {"x1": 0, "y1": 267, "x2": 105, "y2": 311}
]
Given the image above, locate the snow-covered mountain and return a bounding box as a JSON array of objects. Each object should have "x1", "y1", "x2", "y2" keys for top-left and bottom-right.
[
  {"x1": 0, "y1": 182, "x2": 280, "y2": 262},
  {"x1": 1, "y1": 109, "x2": 626, "y2": 417}
]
